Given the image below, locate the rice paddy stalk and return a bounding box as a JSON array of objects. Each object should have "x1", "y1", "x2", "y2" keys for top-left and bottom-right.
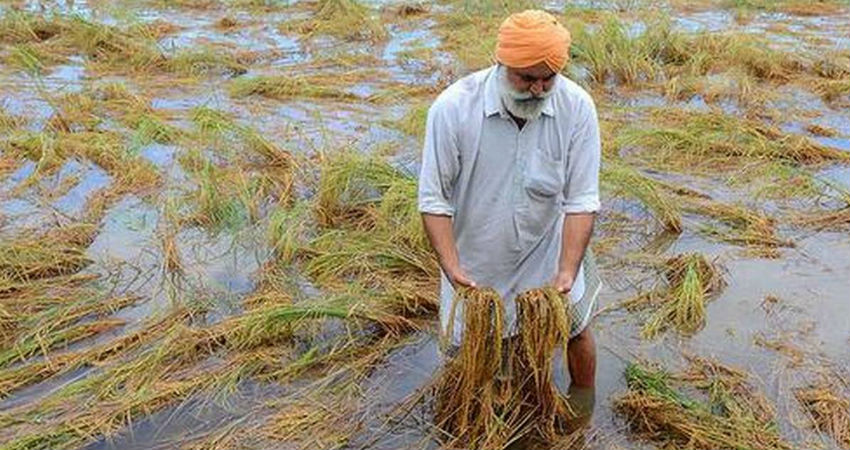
[
  {"x1": 795, "y1": 385, "x2": 850, "y2": 448},
  {"x1": 0, "y1": 293, "x2": 410, "y2": 449},
  {"x1": 682, "y1": 198, "x2": 793, "y2": 253},
  {"x1": 4, "y1": 43, "x2": 66, "y2": 75},
  {"x1": 791, "y1": 173, "x2": 850, "y2": 230},
  {"x1": 721, "y1": 0, "x2": 847, "y2": 17},
  {"x1": 633, "y1": 253, "x2": 726, "y2": 339},
  {"x1": 0, "y1": 306, "x2": 194, "y2": 398},
  {"x1": 190, "y1": 106, "x2": 295, "y2": 204},
  {"x1": 62, "y1": 16, "x2": 166, "y2": 73},
  {"x1": 617, "y1": 109, "x2": 850, "y2": 171},
  {"x1": 304, "y1": 228, "x2": 435, "y2": 287},
  {"x1": 159, "y1": 198, "x2": 184, "y2": 277},
  {"x1": 601, "y1": 162, "x2": 683, "y2": 232},
  {"x1": 615, "y1": 359, "x2": 788, "y2": 449},
  {"x1": 0, "y1": 227, "x2": 93, "y2": 283},
  {"x1": 0, "y1": 11, "x2": 65, "y2": 45},
  {"x1": 261, "y1": 385, "x2": 359, "y2": 449},
  {"x1": 0, "y1": 106, "x2": 26, "y2": 133},
  {"x1": 0, "y1": 294, "x2": 137, "y2": 359},
  {"x1": 281, "y1": 0, "x2": 387, "y2": 42},
  {"x1": 512, "y1": 288, "x2": 574, "y2": 439},
  {"x1": 314, "y1": 149, "x2": 414, "y2": 230},
  {"x1": 58, "y1": 131, "x2": 161, "y2": 193},
  {"x1": 228, "y1": 75, "x2": 360, "y2": 101},
  {"x1": 435, "y1": 286, "x2": 513, "y2": 449},
  {"x1": 0, "y1": 318, "x2": 126, "y2": 368},
  {"x1": 164, "y1": 47, "x2": 248, "y2": 77},
  {"x1": 2, "y1": 131, "x2": 67, "y2": 187},
  {"x1": 187, "y1": 159, "x2": 248, "y2": 231},
  {"x1": 267, "y1": 201, "x2": 311, "y2": 264},
  {"x1": 434, "y1": 287, "x2": 575, "y2": 448}
]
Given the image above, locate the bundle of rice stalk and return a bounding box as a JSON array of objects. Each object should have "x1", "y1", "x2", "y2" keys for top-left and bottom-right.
[
  {"x1": 0, "y1": 306, "x2": 194, "y2": 398},
  {"x1": 615, "y1": 362, "x2": 789, "y2": 450},
  {"x1": 434, "y1": 287, "x2": 515, "y2": 448},
  {"x1": 511, "y1": 287, "x2": 574, "y2": 439},
  {"x1": 795, "y1": 384, "x2": 850, "y2": 448},
  {"x1": 434, "y1": 287, "x2": 574, "y2": 449},
  {"x1": 0, "y1": 230, "x2": 92, "y2": 282},
  {"x1": 641, "y1": 253, "x2": 725, "y2": 338}
]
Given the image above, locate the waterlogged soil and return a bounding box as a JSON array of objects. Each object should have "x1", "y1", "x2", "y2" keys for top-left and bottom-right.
[{"x1": 1, "y1": 1, "x2": 848, "y2": 449}]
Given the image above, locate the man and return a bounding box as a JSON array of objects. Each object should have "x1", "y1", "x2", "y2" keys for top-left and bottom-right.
[{"x1": 417, "y1": 10, "x2": 601, "y2": 389}]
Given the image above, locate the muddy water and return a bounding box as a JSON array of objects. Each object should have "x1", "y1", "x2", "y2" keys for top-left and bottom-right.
[{"x1": 1, "y1": 1, "x2": 849, "y2": 449}]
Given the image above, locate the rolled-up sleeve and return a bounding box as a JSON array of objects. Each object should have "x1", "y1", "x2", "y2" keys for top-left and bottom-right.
[
  {"x1": 561, "y1": 95, "x2": 601, "y2": 214},
  {"x1": 418, "y1": 99, "x2": 460, "y2": 216}
]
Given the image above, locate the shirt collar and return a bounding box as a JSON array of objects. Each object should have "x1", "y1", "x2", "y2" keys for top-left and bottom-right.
[{"x1": 483, "y1": 65, "x2": 556, "y2": 119}]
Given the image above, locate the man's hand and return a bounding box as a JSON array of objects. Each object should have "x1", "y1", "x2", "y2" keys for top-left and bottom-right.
[
  {"x1": 422, "y1": 214, "x2": 477, "y2": 290},
  {"x1": 446, "y1": 266, "x2": 477, "y2": 289},
  {"x1": 557, "y1": 212, "x2": 594, "y2": 295},
  {"x1": 553, "y1": 270, "x2": 574, "y2": 294}
]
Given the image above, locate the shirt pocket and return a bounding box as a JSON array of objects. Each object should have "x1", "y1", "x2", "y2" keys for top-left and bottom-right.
[
  {"x1": 524, "y1": 147, "x2": 564, "y2": 199},
  {"x1": 512, "y1": 148, "x2": 564, "y2": 254}
]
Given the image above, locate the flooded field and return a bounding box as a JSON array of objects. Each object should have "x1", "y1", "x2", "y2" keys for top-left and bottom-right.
[{"x1": 0, "y1": 0, "x2": 848, "y2": 448}]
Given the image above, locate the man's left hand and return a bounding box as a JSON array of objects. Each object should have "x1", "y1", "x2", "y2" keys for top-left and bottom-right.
[{"x1": 553, "y1": 270, "x2": 574, "y2": 294}]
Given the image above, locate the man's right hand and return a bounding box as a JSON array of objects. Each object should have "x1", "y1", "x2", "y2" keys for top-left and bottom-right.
[
  {"x1": 446, "y1": 267, "x2": 477, "y2": 289},
  {"x1": 422, "y1": 214, "x2": 476, "y2": 290}
]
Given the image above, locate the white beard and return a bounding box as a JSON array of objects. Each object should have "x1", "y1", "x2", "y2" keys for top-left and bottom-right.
[{"x1": 497, "y1": 65, "x2": 553, "y2": 121}]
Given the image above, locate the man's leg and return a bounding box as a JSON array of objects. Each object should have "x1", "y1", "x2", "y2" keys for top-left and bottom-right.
[{"x1": 567, "y1": 327, "x2": 596, "y2": 387}]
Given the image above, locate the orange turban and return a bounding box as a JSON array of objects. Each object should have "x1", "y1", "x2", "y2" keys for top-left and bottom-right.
[{"x1": 495, "y1": 10, "x2": 571, "y2": 73}]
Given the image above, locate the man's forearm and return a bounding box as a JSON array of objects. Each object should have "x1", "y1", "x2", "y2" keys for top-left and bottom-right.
[
  {"x1": 422, "y1": 213, "x2": 460, "y2": 274},
  {"x1": 558, "y1": 213, "x2": 595, "y2": 279}
]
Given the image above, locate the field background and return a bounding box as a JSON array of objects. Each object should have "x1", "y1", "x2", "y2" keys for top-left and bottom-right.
[{"x1": 0, "y1": 0, "x2": 848, "y2": 449}]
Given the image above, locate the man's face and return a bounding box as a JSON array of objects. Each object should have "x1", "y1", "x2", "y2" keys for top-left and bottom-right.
[
  {"x1": 498, "y1": 62, "x2": 557, "y2": 121},
  {"x1": 505, "y1": 62, "x2": 557, "y2": 96}
]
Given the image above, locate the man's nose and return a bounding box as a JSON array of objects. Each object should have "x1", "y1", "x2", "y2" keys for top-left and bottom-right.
[{"x1": 529, "y1": 80, "x2": 544, "y2": 96}]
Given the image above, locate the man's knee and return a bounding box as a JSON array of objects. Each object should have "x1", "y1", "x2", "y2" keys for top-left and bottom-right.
[{"x1": 569, "y1": 326, "x2": 594, "y2": 346}]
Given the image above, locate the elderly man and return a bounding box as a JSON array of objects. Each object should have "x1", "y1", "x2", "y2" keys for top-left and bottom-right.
[{"x1": 417, "y1": 10, "x2": 601, "y2": 389}]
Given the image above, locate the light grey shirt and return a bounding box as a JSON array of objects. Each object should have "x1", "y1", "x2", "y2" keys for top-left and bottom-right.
[{"x1": 418, "y1": 65, "x2": 601, "y2": 344}]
